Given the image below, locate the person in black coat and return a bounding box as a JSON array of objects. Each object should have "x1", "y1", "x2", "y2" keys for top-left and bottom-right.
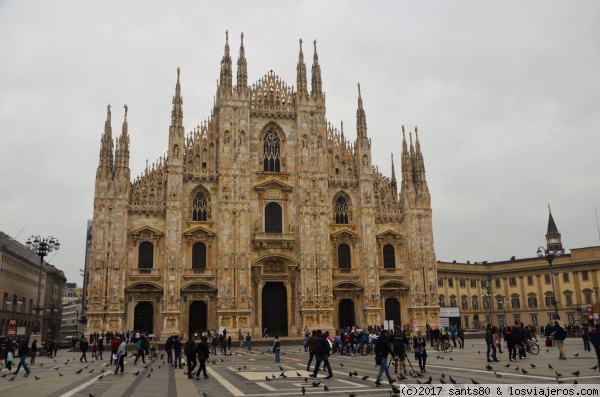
[
  {"x1": 194, "y1": 335, "x2": 210, "y2": 379},
  {"x1": 79, "y1": 337, "x2": 89, "y2": 362},
  {"x1": 309, "y1": 330, "x2": 333, "y2": 379},
  {"x1": 589, "y1": 324, "x2": 600, "y2": 372}
]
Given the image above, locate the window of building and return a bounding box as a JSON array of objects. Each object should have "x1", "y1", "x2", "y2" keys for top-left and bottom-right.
[
  {"x1": 138, "y1": 242, "x2": 154, "y2": 269},
  {"x1": 497, "y1": 299, "x2": 504, "y2": 310},
  {"x1": 439, "y1": 295, "x2": 446, "y2": 307},
  {"x1": 472, "y1": 298, "x2": 479, "y2": 310},
  {"x1": 544, "y1": 274, "x2": 551, "y2": 284},
  {"x1": 483, "y1": 299, "x2": 490, "y2": 310},
  {"x1": 192, "y1": 190, "x2": 208, "y2": 221},
  {"x1": 461, "y1": 299, "x2": 468, "y2": 310},
  {"x1": 470, "y1": 279, "x2": 476, "y2": 288},
  {"x1": 527, "y1": 296, "x2": 538, "y2": 308},
  {"x1": 545, "y1": 296, "x2": 555, "y2": 307},
  {"x1": 562, "y1": 273, "x2": 569, "y2": 282},
  {"x1": 509, "y1": 277, "x2": 516, "y2": 287},
  {"x1": 450, "y1": 298, "x2": 457, "y2": 307},
  {"x1": 511, "y1": 297, "x2": 521, "y2": 309},
  {"x1": 383, "y1": 244, "x2": 395, "y2": 269},
  {"x1": 459, "y1": 278, "x2": 466, "y2": 288},
  {"x1": 192, "y1": 242, "x2": 207, "y2": 270},
  {"x1": 448, "y1": 278, "x2": 454, "y2": 288},
  {"x1": 438, "y1": 278, "x2": 444, "y2": 287},
  {"x1": 334, "y1": 196, "x2": 349, "y2": 224},
  {"x1": 582, "y1": 270, "x2": 589, "y2": 281},
  {"x1": 584, "y1": 292, "x2": 592, "y2": 304},
  {"x1": 495, "y1": 279, "x2": 501, "y2": 288},
  {"x1": 565, "y1": 294, "x2": 573, "y2": 306},
  {"x1": 263, "y1": 130, "x2": 281, "y2": 172},
  {"x1": 338, "y1": 244, "x2": 351, "y2": 270},
  {"x1": 481, "y1": 279, "x2": 487, "y2": 288},
  {"x1": 527, "y1": 275, "x2": 533, "y2": 285},
  {"x1": 264, "y1": 202, "x2": 282, "y2": 233}
]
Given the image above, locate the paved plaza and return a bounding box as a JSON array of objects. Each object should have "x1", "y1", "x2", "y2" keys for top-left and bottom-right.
[{"x1": 0, "y1": 337, "x2": 598, "y2": 397}]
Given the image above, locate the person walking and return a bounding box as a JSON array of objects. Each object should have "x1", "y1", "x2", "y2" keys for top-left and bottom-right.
[
  {"x1": 165, "y1": 335, "x2": 173, "y2": 366},
  {"x1": 194, "y1": 335, "x2": 210, "y2": 379},
  {"x1": 30, "y1": 339, "x2": 38, "y2": 365},
  {"x1": 13, "y1": 340, "x2": 31, "y2": 377},
  {"x1": 150, "y1": 336, "x2": 158, "y2": 359},
  {"x1": 550, "y1": 320, "x2": 567, "y2": 360},
  {"x1": 238, "y1": 329, "x2": 244, "y2": 347},
  {"x1": 493, "y1": 326, "x2": 502, "y2": 354},
  {"x1": 110, "y1": 335, "x2": 120, "y2": 365},
  {"x1": 227, "y1": 335, "x2": 231, "y2": 353},
  {"x1": 589, "y1": 323, "x2": 600, "y2": 372},
  {"x1": 246, "y1": 333, "x2": 252, "y2": 352},
  {"x1": 97, "y1": 337, "x2": 104, "y2": 360},
  {"x1": 133, "y1": 337, "x2": 146, "y2": 364},
  {"x1": 79, "y1": 337, "x2": 89, "y2": 362},
  {"x1": 457, "y1": 326, "x2": 465, "y2": 348},
  {"x1": 173, "y1": 335, "x2": 183, "y2": 368},
  {"x1": 485, "y1": 324, "x2": 499, "y2": 362},
  {"x1": 309, "y1": 330, "x2": 333, "y2": 379},
  {"x1": 450, "y1": 325, "x2": 457, "y2": 347},
  {"x1": 413, "y1": 330, "x2": 428, "y2": 373},
  {"x1": 391, "y1": 331, "x2": 407, "y2": 374},
  {"x1": 374, "y1": 329, "x2": 395, "y2": 387},
  {"x1": 581, "y1": 323, "x2": 591, "y2": 352},
  {"x1": 273, "y1": 336, "x2": 281, "y2": 363},
  {"x1": 306, "y1": 330, "x2": 319, "y2": 371},
  {"x1": 184, "y1": 334, "x2": 197, "y2": 379},
  {"x1": 114, "y1": 337, "x2": 126, "y2": 374}
]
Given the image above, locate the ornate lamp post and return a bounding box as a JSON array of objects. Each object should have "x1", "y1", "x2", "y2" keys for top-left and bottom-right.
[
  {"x1": 482, "y1": 284, "x2": 495, "y2": 325},
  {"x1": 26, "y1": 235, "x2": 60, "y2": 334},
  {"x1": 537, "y1": 246, "x2": 561, "y2": 320}
]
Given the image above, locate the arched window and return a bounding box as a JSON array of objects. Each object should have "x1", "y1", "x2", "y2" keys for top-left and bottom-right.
[
  {"x1": 383, "y1": 244, "x2": 395, "y2": 269},
  {"x1": 138, "y1": 242, "x2": 154, "y2": 269},
  {"x1": 263, "y1": 131, "x2": 281, "y2": 172},
  {"x1": 265, "y1": 202, "x2": 282, "y2": 233},
  {"x1": 338, "y1": 244, "x2": 351, "y2": 270},
  {"x1": 192, "y1": 242, "x2": 207, "y2": 270},
  {"x1": 334, "y1": 196, "x2": 349, "y2": 224},
  {"x1": 192, "y1": 190, "x2": 208, "y2": 221}
]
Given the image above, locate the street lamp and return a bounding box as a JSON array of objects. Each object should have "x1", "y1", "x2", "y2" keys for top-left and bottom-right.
[
  {"x1": 47, "y1": 302, "x2": 59, "y2": 340},
  {"x1": 498, "y1": 298, "x2": 507, "y2": 326},
  {"x1": 26, "y1": 235, "x2": 60, "y2": 334},
  {"x1": 537, "y1": 246, "x2": 561, "y2": 321},
  {"x1": 482, "y1": 285, "x2": 495, "y2": 325}
]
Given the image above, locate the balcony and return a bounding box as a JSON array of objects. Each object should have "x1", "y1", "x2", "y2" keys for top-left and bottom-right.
[
  {"x1": 129, "y1": 268, "x2": 162, "y2": 280},
  {"x1": 332, "y1": 268, "x2": 359, "y2": 279},
  {"x1": 183, "y1": 268, "x2": 215, "y2": 280},
  {"x1": 253, "y1": 232, "x2": 295, "y2": 250},
  {"x1": 379, "y1": 267, "x2": 404, "y2": 279}
]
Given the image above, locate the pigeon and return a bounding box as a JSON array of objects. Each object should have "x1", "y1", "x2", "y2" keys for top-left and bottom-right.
[
  {"x1": 349, "y1": 394, "x2": 357, "y2": 397},
  {"x1": 146, "y1": 373, "x2": 151, "y2": 378},
  {"x1": 305, "y1": 377, "x2": 308, "y2": 383},
  {"x1": 424, "y1": 376, "x2": 433, "y2": 384},
  {"x1": 89, "y1": 394, "x2": 95, "y2": 397},
  {"x1": 75, "y1": 369, "x2": 83, "y2": 374},
  {"x1": 572, "y1": 371, "x2": 580, "y2": 376},
  {"x1": 0, "y1": 374, "x2": 6, "y2": 378},
  {"x1": 440, "y1": 378, "x2": 447, "y2": 384},
  {"x1": 361, "y1": 375, "x2": 369, "y2": 380},
  {"x1": 272, "y1": 374, "x2": 276, "y2": 379},
  {"x1": 324, "y1": 385, "x2": 329, "y2": 391},
  {"x1": 485, "y1": 364, "x2": 493, "y2": 370},
  {"x1": 352, "y1": 371, "x2": 358, "y2": 376},
  {"x1": 504, "y1": 363, "x2": 510, "y2": 368},
  {"x1": 515, "y1": 366, "x2": 520, "y2": 371},
  {"x1": 548, "y1": 364, "x2": 554, "y2": 369},
  {"x1": 88, "y1": 369, "x2": 94, "y2": 373},
  {"x1": 203, "y1": 393, "x2": 208, "y2": 397},
  {"x1": 574, "y1": 353, "x2": 579, "y2": 357},
  {"x1": 279, "y1": 365, "x2": 284, "y2": 371},
  {"x1": 312, "y1": 381, "x2": 321, "y2": 387},
  {"x1": 591, "y1": 365, "x2": 598, "y2": 370},
  {"x1": 297, "y1": 372, "x2": 302, "y2": 377},
  {"x1": 521, "y1": 368, "x2": 528, "y2": 374},
  {"x1": 84, "y1": 365, "x2": 89, "y2": 368},
  {"x1": 573, "y1": 380, "x2": 578, "y2": 385},
  {"x1": 530, "y1": 363, "x2": 537, "y2": 368},
  {"x1": 450, "y1": 357, "x2": 454, "y2": 361},
  {"x1": 98, "y1": 375, "x2": 104, "y2": 380},
  {"x1": 133, "y1": 371, "x2": 140, "y2": 376},
  {"x1": 265, "y1": 376, "x2": 271, "y2": 382},
  {"x1": 144, "y1": 364, "x2": 149, "y2": 368},
  {"x1": 281, "y1": 373, "x2": 288, "y2": 379},
  {"x1": 441, "y1": 373, "x2": 446, "y2": 378},
  {"x1": 555, "y1": 371, "x2": 562, "y2": 377},
  {"x1": 220, "y1": 359, "x2": 224, "y2": 362},
  {"x1": 494, "y1": 371, "x2": 502, "y2": 378},
  {"x1": 59, "y1": 373, "x2": 64, "y2": 377},
  {"x1": 302, "y1": 386, "x2": 306, "y2": 395},
  {"x1": 449, "y1": 376, "x2": 457, "y2": 384},
  {"x1": 8, "y1": 376, "x2": 15, "y2": 381},
  {"x1": 398, "y1": 373, "x2": 407, "y2": 381},
  {"x1": 340, "y1": 362, "x2": 344, "y2": 367},
  {"x1": 53, "y1": 366, "x2": 60, "y2": 370},
  {"x1": 35, "y1": 376, "x2": 41, "y2": 380},
  {"x1": 471, "y1": 379, "x2": 480, "y2": 384}
]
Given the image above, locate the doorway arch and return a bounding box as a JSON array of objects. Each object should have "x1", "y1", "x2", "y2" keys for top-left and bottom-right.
[
  {"x1": 262, "y1": 282, "x2": 288, "y2": 336},
  {"x1": 134, "y1": 302, "x2": 154, "y2": 334},
  {"x1": 385, "y1": 298, "x2": 401, "y2": 328},
  {"x1": 189, "y1": 301, "x2": 208, "y2": 335},
  {"x1": 338, "y1": 299, "x2": 355, "y2": 328}
]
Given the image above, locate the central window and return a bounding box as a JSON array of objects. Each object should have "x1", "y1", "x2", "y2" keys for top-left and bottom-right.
[
  {"x1": 383, "y1": 244, "x2": 395, "y2": 269},
  {"x1": 338, "y1": 244, "x2": 351, "y2": 269},
  {"x1": 334, "y1": 196, "x2": 349, "y2": 224},
  {"x1": 192, "y1": 191, "x2": 208, "y2": 221},
  {"x1": 263, "y1": 131, "x2": 281, "y2": 172},
  {"x1": 192, "y1": 242, "x2": 207, "y2": 270},
  {"x1": 138, "y1": 242, "x2": 154, "y2": 269},
  {"x1": 265, "y1": 202, "x2": 282, "y2": 233}
]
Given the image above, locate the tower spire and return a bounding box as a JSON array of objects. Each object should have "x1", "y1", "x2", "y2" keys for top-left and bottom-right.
[
  {"x1": 219, "y1": 30, "x2": 232, "y2": 93},
  {"x1": 356, "y1": 83, "x2": 367, "y2": 138},
  {"x1": 400, "y1": 126, "x2": 416, "y2": 208},
  {"x1": 171, "y1": 67, "x2": 183, "y2": 128},
  {"x1": 413, "y1": 126, "x2": 430, "y2": 207},
  {"x1": 296, "y1": 38, "x2": 308, "y2": 98},
  {"x1": 236, "y1": 32, "x2": 247, "y2": 89},
  {"x1": 310, "y1": 39, "x2": 322, "y2": 98},
  {"x1": 97, "y1": 103, "x2": 114, "y2": 178},
  {"x1": 546, "y1": 205, "x2": 563, "y2": 252},
  {"x1": 115, "y1": 104, "x2": 130, "y2": 176}
]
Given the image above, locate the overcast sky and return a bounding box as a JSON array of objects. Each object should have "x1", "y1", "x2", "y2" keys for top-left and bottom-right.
[{"x1": 1, "y1": 1, "x2": 599, "y2": 284}]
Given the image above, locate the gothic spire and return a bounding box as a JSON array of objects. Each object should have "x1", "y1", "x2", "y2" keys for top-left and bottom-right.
[
  {"x1": 413, "y1": 126, "x2": 431, "y2": 207},
  {"x1": 356, "y1": 83, "x2": 367, "y2": 138},
  {"x1": 296, "y1": 38, "x2": 308, "y2": 98},
  {"x1": 219, "y1": 30, "x2": 233, "y2": 93},
  {"x1": 546, "y1": 205, "x2": 563, "y2": 252},
  {"x1": 391, "y1": 153, "x2": 397, "y2": 186},
  {"x1": 400, "y1": 126, "x2": 416, "y2": 208},
  {"x1": 115, "y1": 104, "x2": 130, "y2": 174},
  {"x1": 97, "y1": 103, "x2": 114, "y2": 177},
  {"x1": 310, "y1": 39, "x2": 322, "y2": 98},
  {"x1": 171, "y1": 67, "x2": 183, "y2": 127},
  {"x1": 236, "y1": 32, "x2": 247, "y2": 89}
]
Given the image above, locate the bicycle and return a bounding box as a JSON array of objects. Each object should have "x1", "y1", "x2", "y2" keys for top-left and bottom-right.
[{"x1": 524, "y1": 339, "x2": 539, "y2": 355}]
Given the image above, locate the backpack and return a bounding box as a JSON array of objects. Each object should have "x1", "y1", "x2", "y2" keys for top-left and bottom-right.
[{"x1": 136, "y1": 340, "x2": 142, "y2": 350}]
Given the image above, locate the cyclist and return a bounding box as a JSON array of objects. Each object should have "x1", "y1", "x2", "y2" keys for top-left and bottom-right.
[
  {"x1": 391, "y1": 331, "x2": 407, "y2": 374},
  {"x1": 440, "y1": 327, "x2": 449, "y2": 347}
]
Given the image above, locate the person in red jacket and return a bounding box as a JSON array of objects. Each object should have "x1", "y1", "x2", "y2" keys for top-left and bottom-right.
[{"x1": 110, "y1": 336, "x2": 121, "y2": 365}]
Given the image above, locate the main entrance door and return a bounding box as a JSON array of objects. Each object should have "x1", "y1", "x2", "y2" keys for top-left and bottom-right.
[
  {"x1": 189, "y1": 301, "x2": 208, "y2": 335},
  {"x1": 134, "y1": 302, "x2": 154, "y2": 334},
  {"x1": 338, "y1": 299, "x2": 355, "y2": 328},
  {"x1": 262, "y1": 282, "x2": 288, "y2": 336},
  {"x1": 385, "y1": 298, "x2": 401, "y2": 327}
]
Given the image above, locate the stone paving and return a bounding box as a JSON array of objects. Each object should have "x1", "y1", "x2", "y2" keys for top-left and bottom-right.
[{"x1": 0, "y1": 337, "x2": 598, "y2": 396}]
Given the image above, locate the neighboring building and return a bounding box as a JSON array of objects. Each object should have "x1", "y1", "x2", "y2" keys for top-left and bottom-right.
[
  {"x1": 61, "y1": 299, "x2": 82, "y2": 339},
  {"x1": 0, "y1": 231, "x2": 66, "y2": 339},
  {"x1": 86, "y1": 33, "x2": 439, "y2": 338},
  {"x1": 63, "y1": 282, "x2": 83, "y2": 304},
  {"x1": 437, "y1": 211, "x2": 600, "y2": 329}
]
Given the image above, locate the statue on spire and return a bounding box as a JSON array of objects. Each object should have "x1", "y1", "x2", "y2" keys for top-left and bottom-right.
[{"x1": 124, "y1": 103, "x2": 128, "y2": 118}]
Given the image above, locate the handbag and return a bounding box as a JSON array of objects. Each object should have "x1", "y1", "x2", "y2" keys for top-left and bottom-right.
[
  {"x1": 375, "y1": 354, "x2": 382, "y2": 365},
  {"x1": 7, "y1": 352, "x2": 13, "y2": 362}
]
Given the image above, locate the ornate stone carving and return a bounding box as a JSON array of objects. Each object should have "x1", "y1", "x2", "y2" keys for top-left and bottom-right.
[{"x1": 263, "y1": 260, "x2": 284, "y2": 273}]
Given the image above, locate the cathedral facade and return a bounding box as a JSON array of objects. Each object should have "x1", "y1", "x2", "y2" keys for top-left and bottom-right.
[{"x1": 87, "y1": 33, "x2": 439, "y2": 338}]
